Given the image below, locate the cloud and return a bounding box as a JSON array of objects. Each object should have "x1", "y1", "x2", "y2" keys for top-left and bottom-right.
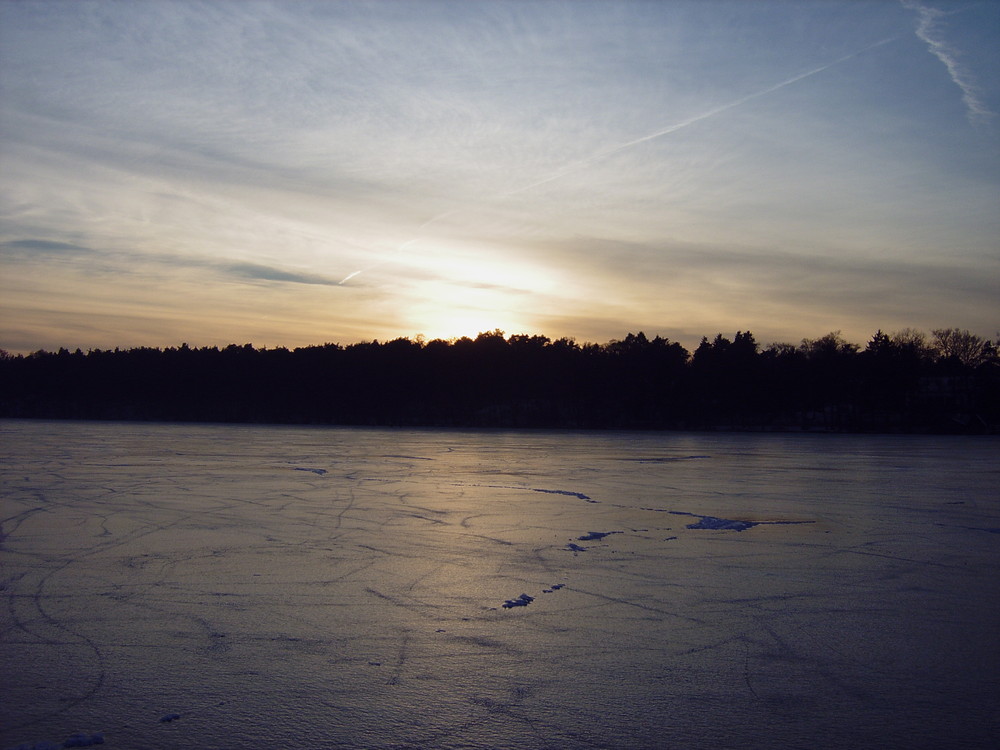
[
  {"x1": 902, "y1": 0, "x2": 994, "y2": 124},
  {"x1": 1, "y1": 237, "x2": 344, "y2": 289},
  {"x1": 223, "y1": 263, "x2": 341, "y2": 287},
  {"x1": 526, "y1": 232, "x2": 999, "y2": 345},
  {"x1": 1, "y1": 239, "x2": 92, "y2": 256},
  {"x1": 337, "y1": 28, "x2": 899, "y2": 285},
  {"x1": 505, "y1": 36, "x2": 899, "y2": 198}
]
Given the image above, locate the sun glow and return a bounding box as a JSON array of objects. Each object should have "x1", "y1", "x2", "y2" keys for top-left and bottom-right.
[
  {"x1": 402, "y1": 240, "x2": 558, "y2": 292},
  {"x1": 407, "y1": 281, "x2": 533, "y2": 341},
  {"x1": 416, "y1": 311, "x2": 520, "y2": 342},
  {"x1": 394, "y1": 242, "x2": 560, "y2": 341}
]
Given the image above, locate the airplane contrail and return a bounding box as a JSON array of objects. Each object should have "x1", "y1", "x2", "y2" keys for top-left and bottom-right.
[
  {"x1": 339, "y1": 36, "x2": 896, "y2": 285},
  {"x1": 337, "y1": 217, "x2": 452, "y2": 285},
  {"x1": 506, "y1": 36, "x2": 897, "y2": 197},
  {"x1": 900, "y1": 0, "x2": 992, "y2": 125}
]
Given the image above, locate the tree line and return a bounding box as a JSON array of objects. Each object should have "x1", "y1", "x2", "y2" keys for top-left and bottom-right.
[{"x1": 1, "y1": 327, "x2": 997, "y2": 433}]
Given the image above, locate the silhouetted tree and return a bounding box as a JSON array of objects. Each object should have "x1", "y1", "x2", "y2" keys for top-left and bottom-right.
[
  {"x1": 932, "y1": 328, "x2": 996, "y2": 369},
  {"x1": 1, "y1": 328, "x2": 996, "y2": 432}
]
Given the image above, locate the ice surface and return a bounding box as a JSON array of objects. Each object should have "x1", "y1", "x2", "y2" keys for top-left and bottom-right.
[
  {"x1": 1, "y1": 421, "x2": 998, "y2": 749},
  {"x1": 6, "y1": 732, "x2": 104, "y2": 749},
  {"x1": 60, "y1": 732, "x2": 104, "y2": 747}
]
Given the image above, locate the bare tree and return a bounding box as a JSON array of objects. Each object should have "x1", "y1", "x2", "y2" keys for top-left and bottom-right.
[{"x1": 931, "y1": 328, "x2": 996, "y2": 368}]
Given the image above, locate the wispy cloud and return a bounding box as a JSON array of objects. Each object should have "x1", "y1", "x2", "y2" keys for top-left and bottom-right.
[
  {"x1": 339, "y1": 34, "x2": 897, "y2": 285},
  {"x1": 507, "y1": 36, "x2": 899, "y2": 197},
  {"x1": 1, "y1": 237, "x2": 344, "y2": 288},
  {"x1": 528, "y1": 231, "x2": 1000, "y2": 346},
  {"x1": 1, "y1": 239, "x2": 92, "y2": 256},
  {"x1": 902, "y1": 0, "x2": 993, "y2": 124},
  {"x1": 224, "y1": 263, "x2": 341, "y2": 287}
]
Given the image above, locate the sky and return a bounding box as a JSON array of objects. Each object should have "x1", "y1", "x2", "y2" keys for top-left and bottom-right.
[{"x1": 1, "y1": 0, "x2": 998, "y2": 354}]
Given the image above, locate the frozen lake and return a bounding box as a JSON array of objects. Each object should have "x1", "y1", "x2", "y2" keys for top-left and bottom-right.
[{"x1": 2, "y1": 420, "x2": 998, "y2": 749}]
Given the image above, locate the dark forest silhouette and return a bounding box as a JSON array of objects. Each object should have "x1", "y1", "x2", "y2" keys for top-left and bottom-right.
[{"x1": 1, "y1": 327, "x2": 997, "y2": 433}]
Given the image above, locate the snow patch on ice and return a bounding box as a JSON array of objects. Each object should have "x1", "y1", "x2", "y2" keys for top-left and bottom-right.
[
  {"x1": 503, "y1": 582, "x2": 566, "y2": 605},
  {"x1": 531, "y1": 488, "x2": 591, "y2": 500},
  {"x1": 464, "y1": 482, "x2": 598, "y2": 501},
  {"x1": 577, "y1": 531, "x2": 620, "y2": 541},
  {"x1": 669, "y1": 511, "x2": 814, "y2": 531},
  {"x1": 676, "y1": 514, "x2": 758, "y2": 531},
  {"x1": 501, "y1": 593, "x2": 534, "y2": 609}
]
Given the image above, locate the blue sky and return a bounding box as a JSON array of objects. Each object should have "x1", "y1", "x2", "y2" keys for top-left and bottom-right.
[{"x1": 1, "y1": 0, "x2": 997, "y2": 353}]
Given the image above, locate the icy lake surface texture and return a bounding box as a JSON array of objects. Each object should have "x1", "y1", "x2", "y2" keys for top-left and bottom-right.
[{"x1": 2, "y1": 421, "x2": 998, "y2": 750}]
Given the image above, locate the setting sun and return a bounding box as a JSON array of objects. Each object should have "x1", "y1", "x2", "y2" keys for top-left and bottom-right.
[
  {"x1": 404, "y1": 282, "x2": 534, "y2": 342},
  {"x1": 388, "y1": 240, "x2": 558, "y2": 341}
]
